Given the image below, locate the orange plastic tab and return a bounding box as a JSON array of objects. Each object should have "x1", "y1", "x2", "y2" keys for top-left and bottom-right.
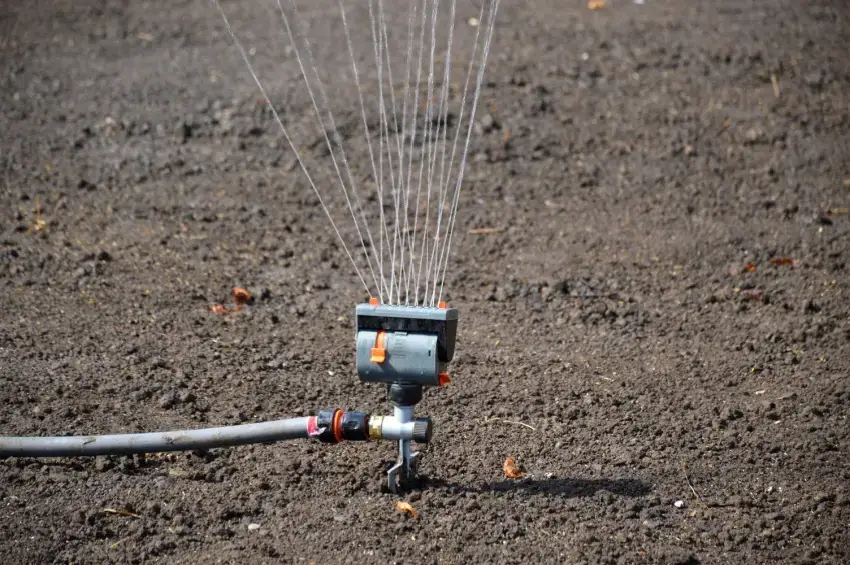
[
  {"x1": 370, "y1": 330, "x2": 387, "y2": 364},
  {"x1": 332, "y1": 408, "x2": 344, "y2": 443},
  {"x1": 438, "y1": 372, "x2": 451, "y2": 387},
  {"x1": 438, "y1": 301, "x2": 447, "y2": 309},
  {"x1": 369, "y1": 297, "x2": 379, "y2": 306}
]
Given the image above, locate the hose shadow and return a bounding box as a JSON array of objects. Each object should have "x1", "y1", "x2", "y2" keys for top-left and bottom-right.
[{"x1": 417, "y1": 476, "x2": 652, "y2": 498}]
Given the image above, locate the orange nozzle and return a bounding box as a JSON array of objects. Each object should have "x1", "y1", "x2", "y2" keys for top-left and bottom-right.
[
  {"x1": 438, "y1": 372, "x2": 451, "y2": 387},
  {"x1": 438, "y1": 301, "x2": 447, "y2": 309},
  {"x1": 369, "y1": 297, "x2": 379, "y2": 306}
]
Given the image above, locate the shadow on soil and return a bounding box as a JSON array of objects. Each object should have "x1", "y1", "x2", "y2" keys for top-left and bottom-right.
[{"x1": 419, "y1": 476, "x2": 652, "y2": 498}]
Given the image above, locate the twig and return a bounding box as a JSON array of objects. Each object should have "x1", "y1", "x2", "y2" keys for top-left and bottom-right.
[
  {"x1": 482, "y1": 417, "x2": 536, "y2": 431},
  {"x1": 109, "y1": 537, "x2": 130, "y2": 550},
  {"x1": 680, "y1": 461, "x2": 706, "y2": 506},
  {"x1": 468, "y1": 227, "x2": 505, "y2": 235},
  {"x1": 102, "y1": 508, "x2": 140, "y2": 518}
]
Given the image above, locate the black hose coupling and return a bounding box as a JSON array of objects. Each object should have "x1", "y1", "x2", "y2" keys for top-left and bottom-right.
[
  {"x1": 315, "y1": 409, "x2": 339, "y2": 443},
  {"x1": 340, "y1": 411, "x2": 369, "y2": 442},
  {"x1": 315, "y1": 409, "x2": 370, "y2": 443}
]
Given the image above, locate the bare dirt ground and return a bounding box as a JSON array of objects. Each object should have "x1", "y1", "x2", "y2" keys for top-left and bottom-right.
[{"x1": 2, "y1": 0, "x2": 850, "y2": 563}]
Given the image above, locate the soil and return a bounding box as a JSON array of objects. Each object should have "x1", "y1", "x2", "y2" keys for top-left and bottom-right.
[{"x1": 2, "y1": 0, "x2": 849, "y2": 563}]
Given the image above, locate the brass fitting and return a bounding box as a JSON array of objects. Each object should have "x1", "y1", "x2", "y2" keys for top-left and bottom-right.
[{"x1": 368, "y1": 415, "x2": 385, "y2": 441}]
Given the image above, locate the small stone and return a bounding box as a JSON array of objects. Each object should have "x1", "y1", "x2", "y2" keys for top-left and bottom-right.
[
  {"x1": 94, "y1": 457, "x2": 112, "y2": 472},
  {"x1": 149, "y1": 357, "x2": 167, "y2": 369},
  {"x1": 802, "y1": 299, "x2": 819, "y2": 314},
  {"x1": 480, "y1": 113, "x2": 498, "y2": 132},
  {"x1": 674, "y1": 500, "x2": 685, "y2": 508},
  {"x1": 804, "y1": 70, "x2": 825, "y2": 88},
  {"x1": 744, "y1": 127, "x2": 765, "y2": 145},
  {"x1": 158, "y1": 393, "x2": 176, "y2": 409},
  {"x1": 247, "y1": 523, "x2": 261, "y2": 531}
]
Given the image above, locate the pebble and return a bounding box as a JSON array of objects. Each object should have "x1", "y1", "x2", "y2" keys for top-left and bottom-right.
[
  {"x1": 94, "y1": 457, "x2": 113, "y2": 472},
  {"x1": 674, "y1": 500, "x2": 684, "y2": 508},
  {"x1": 158, "y1": 392, "x2": 177, "y2": 409},
  {"x1": 744, "y1": 127, "x2": 766, "y2": 144},
  {"x1": 804, "y1": 70, "x2": 825, "y2": 88},
  {"x1": 247, "y1": 523, "x2": 261, "y2": 531},
  {"x1": 802, "y1": 299, "x2": 819, "y2": 314}
]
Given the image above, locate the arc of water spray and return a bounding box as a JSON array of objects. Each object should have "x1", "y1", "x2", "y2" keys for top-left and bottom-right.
[{"x1": 210, "y1": 0, "x2": 372, "y2": 296}]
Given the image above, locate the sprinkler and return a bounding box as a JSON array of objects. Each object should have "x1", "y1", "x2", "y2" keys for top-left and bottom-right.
[
  {"x1": 355, "y1": 298, "x2": 457, "y2": 491},
  {"x1": 0, "y1": 300, "x2": 458, "y2": 494}
]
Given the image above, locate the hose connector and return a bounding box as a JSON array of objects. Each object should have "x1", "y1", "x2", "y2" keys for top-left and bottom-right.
[{"x1": 313, "y1": 409, "x2": 370, "y2": 443}]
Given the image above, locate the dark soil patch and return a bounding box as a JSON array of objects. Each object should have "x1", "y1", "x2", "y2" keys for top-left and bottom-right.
[{"x1": 2, "y1": 0, "x2": 849, "y2": 563}]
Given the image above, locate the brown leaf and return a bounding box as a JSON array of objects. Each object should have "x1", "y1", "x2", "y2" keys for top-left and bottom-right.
[
  {"x1": 396, "y1": 501, "x2": 419, "y2": 520},
  {"x1": 744, "y1": 263, "x2": 757, "y2": 272},
  {"x1": 769, "y1": 257, "x2": 795, "y2": 267},
  {"x1": 503, "y1": 456, "x2": 524, "y2": 479},
  {"x1": 209, "y1": 304, "x2": 231, "y2": 315},
  {"x1": 588, "y1": 0, "x2": 605, "y2": 9},
  {"x1": 232, "y1": 287, "x2": 253, "y2": 306}
]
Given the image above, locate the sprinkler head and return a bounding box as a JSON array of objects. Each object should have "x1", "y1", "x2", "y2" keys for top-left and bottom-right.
[
  {"x1": 355, "y1": 300, "x2": 458, "y2": 492},
  {"x1": 354, "y1": 301, "x2": 458, "y2": 387}
]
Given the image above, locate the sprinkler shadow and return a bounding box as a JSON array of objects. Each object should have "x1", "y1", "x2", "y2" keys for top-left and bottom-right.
[{"x1": 418, "y1": 476, "x2": 652, "y2": 498}]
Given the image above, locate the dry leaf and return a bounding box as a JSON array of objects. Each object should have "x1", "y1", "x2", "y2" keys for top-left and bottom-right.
[
  {"x1": 396, "y1": 501, "x2": 419, "y2": 520},
  {"x1": 209, "y1": 304, "x2": 230, "y2": 315},
  {"x1": 503, "y1": 456, "x2": 524, "y2": 479},
  {"x1": 829, "y1": 207, "x2": 848, "y2": 215},
  {"x1": 744, "y1": 263, "x2": 757, "y2": 272},
  {"x1": 102, "y1": 508, "x2": 140, "y2": 518},
  {"x1": 232, "y1": 287, "x2": 252, "y2": 306},
  {"x1": 769, "y1": 257, "x2": 795, "y2": 267},
  {"x1": 588, "y1": 0, "x2": 605, "y2": 9}
]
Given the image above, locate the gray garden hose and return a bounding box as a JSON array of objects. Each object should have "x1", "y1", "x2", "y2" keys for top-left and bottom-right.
[{"x1": 0, "y1": 417, "x2": 311, "y2": 458}]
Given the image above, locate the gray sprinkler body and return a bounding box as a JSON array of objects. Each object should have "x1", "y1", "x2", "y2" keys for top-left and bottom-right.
[{"x1": 355, "y1": 302, "x2": 458, "y2": 387}]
